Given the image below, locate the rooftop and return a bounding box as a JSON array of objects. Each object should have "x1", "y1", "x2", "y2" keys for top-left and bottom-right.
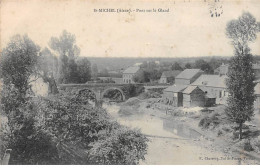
[
  {"x1": 164, "y1": 84, "x2": 188, "y2": 93},
  {"x1": 176, "y1": 69, "x2": 203, "y2": 80},
  {"x1": 161, "y1": 70, "x2": 181, "y2": 78},
  {"x1": 191, "y1": 74, "x2": 227, "y2": 88},
  {"x1": 123, "y1": 66, "x2": 140, "y2": 74},
  {"x1": 182, "y1": 85, "x2": 199, "y2": 94}
]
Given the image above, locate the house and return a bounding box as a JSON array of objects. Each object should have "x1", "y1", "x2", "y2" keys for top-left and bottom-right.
[
  {"x1": 182, "y1": 86, "x2": 206, "y2": 108},
  {"x1": 191, "y1": 74, "x2": 228, "y2": 105},
  {"x1": 123, "y1": 66, "x2": 141, "y2": 84},
  {"x1": 214, "y1": 63, "x2": 260, "y2": 79},
  {"x1": 159, "y1": 70, "x2": 181, "y2": 84},
  {"x1": 175, "y1": 69, "x2": 204, "y2": 85},
  {"x1": 163, "y1": 84, "x2": 188, "y2": 107},
  {"x1": 163, "y1": 69, "x2": 203, "y2": 107}
]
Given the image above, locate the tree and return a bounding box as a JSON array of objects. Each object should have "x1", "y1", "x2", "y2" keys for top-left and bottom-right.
[
  {"x1": 91, "y1": 63, "x2": 98, "y2": 80},
  {"x1": 67, "y1": 59, "x2": 79, "y2": 83},
  {"x1": 0, "y1": 35, "x2": 59, "y2": 164},
  {"x1": 226, "y1": 12, "x2": 260, "y2": 56},
  {"x1": 100, "y1": 68, "x2": 109, "y2": 77},
  {"x1": 225, "y1": 12, "x2": 260, "y2": 140},
  {"x1": 38, "y1": 48, "x2": 59, "y2": 94},
  {"x1": 76, "y1": 57, "x2": 91, "y2": 83},
  {"x1": 1, "y1": 34, "x2": 39, "y2": 102},
  {"x1": 171, "y1": 62, "x2": 183, "y2": 71},
  {"x1": 184, "y1": 63, "x2": 192, "y2": 69},
  {"x1": 133, "y1": 70, "x2": 149, "y2": 83},
  {"x1": 49, "y1": 30, "x2": 80, "y2": 83},
  {"x1": 194, "y1": 59, "x2": 213, "y2": 74}
]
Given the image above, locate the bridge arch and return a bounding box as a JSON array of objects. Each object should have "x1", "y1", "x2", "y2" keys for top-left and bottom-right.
[{"x1": 101, "y1": 87, "x2": 125, "y2": 102}]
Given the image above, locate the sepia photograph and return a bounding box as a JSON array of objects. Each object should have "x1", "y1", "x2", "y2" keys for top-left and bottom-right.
[{"x1": 0, "y1": 0, "x2": 260, "y2": 165}]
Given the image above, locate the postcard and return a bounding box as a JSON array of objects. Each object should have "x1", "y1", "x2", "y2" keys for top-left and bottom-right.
[{"x1": 0, "y1": 0, "x2": 260, "y2": 165}]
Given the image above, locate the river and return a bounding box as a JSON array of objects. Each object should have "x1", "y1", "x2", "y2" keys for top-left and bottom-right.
[{"x1": 102, "y1": 103, "x2": 249, "y2": 165}]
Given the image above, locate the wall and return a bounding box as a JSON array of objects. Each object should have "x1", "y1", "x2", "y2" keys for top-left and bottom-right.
[
  {"x1": 183, "y1": 88, "x2": 205, "y2": 107},
  {"x1": 123, "y1": 74, "x2": 134, "y2": 83},
  {"x1": 159, "y1": 77, "x2": 167, "y2": 84},
  {"x1": 203, "y1": 87, "x2": 228, "y2": 105}
]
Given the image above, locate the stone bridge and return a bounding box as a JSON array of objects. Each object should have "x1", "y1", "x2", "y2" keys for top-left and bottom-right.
[
  {"x1": 59, "y1": 83, "x2": 141, "y2": 104},
  {"x1": 59, "y1": 83, "x2": 170, "y2": 106}
]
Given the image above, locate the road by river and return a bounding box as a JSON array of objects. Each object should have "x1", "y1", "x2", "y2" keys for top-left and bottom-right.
[{"x1": 103, "y1": 103, "x2": 248, "y2": 165}]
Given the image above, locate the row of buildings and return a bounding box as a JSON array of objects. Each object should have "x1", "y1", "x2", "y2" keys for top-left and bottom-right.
[
  {"x1": 105, "y1": 62, "x2": 260, "y2": 110},
  {"x1": 163, "y1": 65, "x2": 260, "y2": 109}
]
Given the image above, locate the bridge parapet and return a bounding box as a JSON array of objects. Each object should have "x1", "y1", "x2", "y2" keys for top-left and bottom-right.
[{"x1": 58, "y1": 83, "x2": 170, "y2": 106}]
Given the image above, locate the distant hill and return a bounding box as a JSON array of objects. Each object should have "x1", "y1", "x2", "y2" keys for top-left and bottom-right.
[
  {"x1": 86, "y1": 55, "x2": 260, "y2": 71},
  {"x1": 86, "y1": 56, "x2": 231, "y2": 71}
]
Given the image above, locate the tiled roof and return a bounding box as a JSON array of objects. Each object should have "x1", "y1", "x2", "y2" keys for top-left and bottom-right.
[
  {"x1": 175, "y1": 69, "x2": 203, "y2": 79},
  {"x1": 161, "y1": 70, "x2": 181, "y2": 78},
  {"x1": 164, "y1": 84, "x2": 188, "y2": 92},
  {"x1": 123, "y1": 66, "x2": 140, "y2": 74},
  {"x1": 191, "y1": 74, "x2": 227, "y2": 88}
]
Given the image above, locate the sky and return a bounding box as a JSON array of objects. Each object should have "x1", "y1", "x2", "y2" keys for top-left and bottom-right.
[{"x1": 1, "y1": 0, "x2": 260, "y2": 58}]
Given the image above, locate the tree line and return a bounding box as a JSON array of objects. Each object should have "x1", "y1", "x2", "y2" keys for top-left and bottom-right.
[{"x1": 133, "y1": 57, "x2": 230, "y2": 83}]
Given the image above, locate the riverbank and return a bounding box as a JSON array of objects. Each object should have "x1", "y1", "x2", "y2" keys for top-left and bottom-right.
[{"x1": 107, "y1": 97, "x2": 260, "y2": 164}]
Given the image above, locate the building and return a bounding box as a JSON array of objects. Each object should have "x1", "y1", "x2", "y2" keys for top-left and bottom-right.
[
  {"x1": 163, "y1": 69, "x2": 204, "y2": 107},
  {"x1": 182, "y1": 86, "x2": 206, "y2": 107},
  {"x1": 163, "y1": 84, "x2": 188, "y2": 107},
  {"x1": 122, "y1": 66, "x2": 141, "y2": 84},
  {"x1": 191, "y1": 74, "x2": 228, "y2": 105},
  {"x1": 214, "y1": 63, "x2": 260, "y2": 79},
  {"x1": 175, "y1": 69, "x2": 204, "y2": 85},
  {"x1": 159, "y1": 70, "x2": 181, "y2": 84}
]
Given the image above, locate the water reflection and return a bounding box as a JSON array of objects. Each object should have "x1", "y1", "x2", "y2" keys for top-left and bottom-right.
[
  {"x1": 163, "y1": 119, "x2": 202, "y2": 139},
  {"x1": 103, "y1": 103, "x2": 201, "y2": 139}
]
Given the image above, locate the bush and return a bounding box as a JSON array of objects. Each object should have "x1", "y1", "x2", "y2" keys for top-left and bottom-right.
[
  {"x1": 217, "y1": 130, "x2": 223, "y2": 137},
  {"x1": 198, "y1": 113, "x2": 220, "y2": 129},
  {"x1": 122, "y1": 84, "x2": 144, "y2": 98},
  {"x1": 138, "y1": 91, "x2": 161, "y2": 99},
  {"x1": 89, "y1": 127, "x2": 148, "y2": 165},
  {"x1": 44, "y1": 93, "x2": 148, "y2": 164},
  {"x1": 244, "y1": 139, "x2": 254, "y2": 152},
  {"x1": 0, "y1": 99, "x2": 60, "y2": 165},
  {"x1": 9, "y1": 119, "x2": 60, "y2": 164}
]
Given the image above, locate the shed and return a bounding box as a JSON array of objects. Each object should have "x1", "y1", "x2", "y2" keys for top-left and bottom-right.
[
  {"x1": 163, "y1": 84, "x2": 188, "y2": 107},
  {"x1": 182, "y1": 86, "x2": 206, "y2": 107}
]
